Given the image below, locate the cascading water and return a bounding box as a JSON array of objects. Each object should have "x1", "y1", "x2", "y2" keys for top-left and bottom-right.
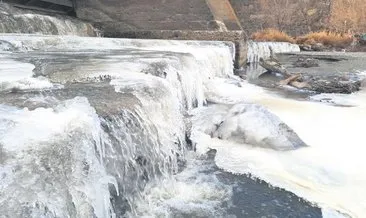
[
  {"x1": 0, "y1": 98, "x2": 116, "y2": 218},
  {"x1": 247, "y1": 40, "x2": 300, "y2": 63},
  {"x1": 192, "y1": 76, "x2": 366, "y2": 218},
  {"x1": 0, "y1": 3, "x2": 99, "y2": 36},
  {"x1": 0, "y1": 35, "x2": 240, "y2": 217},
  {"x1": 244, "y1": 41, "x2": 301, "y2": 81},
  {"x1": 1, "y1": 26, "x2": 365, "y2": 218}
]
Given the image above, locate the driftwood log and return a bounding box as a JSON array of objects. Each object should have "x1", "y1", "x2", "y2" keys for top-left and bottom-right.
[
  {"x1": 278, "y1": 73, "x2": 311, "y2": 89},
  {"x1": 259, "y1": 51, "x2": 360, "y2": 94},
  {"x1": 259, "y1": 58, "x2": 291, "y2": 78},
  {"x1": 278, "y1": 74, "x2": 301, "y2": 85}
]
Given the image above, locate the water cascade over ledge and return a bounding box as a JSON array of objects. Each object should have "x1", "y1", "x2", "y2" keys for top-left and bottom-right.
[
  {"x1": 1, "y1": 34, "x2": 365, "y2": 218},
  {"x1": 0, "y1": 3, "x2": 99, "y2": 36},
  {"x1": 247, "y1": 40, "x2": 300, "y2": 63},
  {"x1": 0, "y1": 35, "x2": 235, "y2": 217}
]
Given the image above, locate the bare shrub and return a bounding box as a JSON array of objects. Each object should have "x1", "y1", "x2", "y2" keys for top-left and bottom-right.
[
  {"x1": 251, "y1": 28, "x2": 295, "y2": 43},
  {"x1": 257, "y1": 0, "x2": 331, "y2": 35},
  {"x1": 257, "y1": 0, "x2": 296, "y2": 30},
  {"x1": 296, "y1": 31, "x2": 353, "y2": 48},
  {"x1": 329, "y1": 0, "x2": 366, "y2": 33}
]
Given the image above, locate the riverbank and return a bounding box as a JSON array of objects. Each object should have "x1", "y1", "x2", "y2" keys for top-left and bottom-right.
[{"x1": 251, "y1": 28, "x2": 366, "y2": 52}]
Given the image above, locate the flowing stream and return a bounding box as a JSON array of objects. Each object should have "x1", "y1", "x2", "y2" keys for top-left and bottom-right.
[
  {"x1": 0, "y1": 3, "x2": 98, "y2": 36},
  {"x1": 193, "y1": 78, "x2": 366, "y2": 218},
  {"x1": 246, "y1": 41, "x2": 300, "y2": 63},
  {"x1": 0, "y1": 35, "x2": 365, "y2": 218}
]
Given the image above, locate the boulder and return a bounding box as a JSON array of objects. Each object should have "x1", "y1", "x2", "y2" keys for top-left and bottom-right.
[
  {"x1": 299, "y1": 44, "x2": 312, "y2": 51},
  {"x1": 308, "y1": 77, "x2": 361, "y2": 94},
  {"x1": 311, "y1": 43, "x2": 326, "y2": 51},
  {"x1": 298, "y1": 43, "x2": 326, "y2": 51},
  {"x1": 212, "y1": 103, "x2": 307, "y2": 151},
  {"x1": 293, "y1": 57, "x2": 319, "y2": 68},
  {"x1": 259, "y1": 57, "x2": 291, "y2": 77}
]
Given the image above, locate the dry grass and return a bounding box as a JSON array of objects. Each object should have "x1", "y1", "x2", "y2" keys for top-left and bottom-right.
[
  {"x1": 296, "y1": 31, "x2": 353, "y2": 48},
  {"x1": 251, "y1": 28, "x2": 295, "y2": 43},
  {"x1": 252, "y1": 29, "x2": 355, "y2": 49}
]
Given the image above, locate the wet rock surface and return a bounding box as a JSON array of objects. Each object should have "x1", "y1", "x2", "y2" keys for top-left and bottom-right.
[
  {"x1": 307, "y1": 76, "x2": 361, "y2": 94},
  {"x1": 252, "y1": 52, "x2": 366, "y2": 94},
  {"x1": 293, "y1": 57, "x2": 319, "y2": 68},
  {"x1": 0, "y1": 82, "x2": 140, "y2": 117},
  {"x1": 299, "y1": 43, "x2": 327, "y2": 52},
  {"x1": 193, "y1": 103, "x2": 307, "y2": 151},
  {"x1": 213, "y1": 103, "x2": 307, "y2": 151}
]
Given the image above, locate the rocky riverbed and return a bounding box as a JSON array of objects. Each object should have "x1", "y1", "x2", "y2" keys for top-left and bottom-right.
[{"x1": 244, "y1": 51, "x2": 366, "y2": 98}]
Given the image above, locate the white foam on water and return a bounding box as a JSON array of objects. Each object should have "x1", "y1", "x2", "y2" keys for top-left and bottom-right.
[
  {"x1": 309, "y1": 92, "x2": 366, "y2": 107},
  {"x1": 0, "y1": 3, "x2": 98, "y2": 36},
  {"x1": 0, "y1": 58, "x2": 56, "y2": 91},
  {"x1": 4, "y1": 33, "x2": 360, "y2": 217},
  {"x1": 129, "y1": 153, "x2": 233, "y2": 218},
  {"x1": 322, "y1": 208, "x2": 351, "y2": 218},
  {"x1": 0, "y1": 59, "x2": 34, "y2": 80},
  {"x1": 192, "y1": 78, "x2": 366, "y2": 217},
  {"x1": 0, "y1": 35, "x2": 237, "y2": 217},
  {"x1": 0, "y1": 97, "x2": 116, "y2": 218}
]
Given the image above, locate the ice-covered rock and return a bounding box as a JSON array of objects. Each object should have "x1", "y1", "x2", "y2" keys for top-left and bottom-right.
[
  {"x1": 193, "y1": 103, "x2": 307, "y2": 151},
  {"x1": 214, "y1": 103, "x2": 307, "y2": 150}
]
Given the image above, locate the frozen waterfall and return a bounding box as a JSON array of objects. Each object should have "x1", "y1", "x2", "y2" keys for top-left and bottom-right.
[{"x1": 247, "y1": 40, "x2": 300, "y2": 63}]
